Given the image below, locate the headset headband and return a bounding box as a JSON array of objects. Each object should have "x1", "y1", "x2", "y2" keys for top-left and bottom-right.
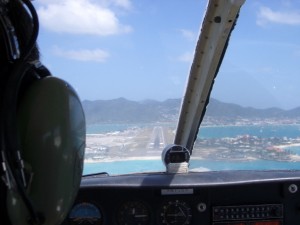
[
  {"x1": 0, "y1": 0, "x2": 39, "y2": 62},
  {"x1": 0, "y1": 1, "x2": 20, "y2": 61}
]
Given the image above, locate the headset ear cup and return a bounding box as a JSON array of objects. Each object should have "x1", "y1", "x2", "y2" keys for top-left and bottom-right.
[{"x1": 6, "y1": 76, "x2": 85, "y2": 225}]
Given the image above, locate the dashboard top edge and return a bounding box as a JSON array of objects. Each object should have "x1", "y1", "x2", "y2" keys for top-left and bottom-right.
[{"x1": 80, "y1": 170, "x2": 300, "y2": 188}]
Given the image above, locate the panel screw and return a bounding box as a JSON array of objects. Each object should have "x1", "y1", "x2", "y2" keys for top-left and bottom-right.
[
  {"x1": 197, "y1": 202, "x2": 207, "y2": 212},
  {"x1": 288, "y1": 184, "x2": 298, "y2": 193},
  {"x1": 214, "y1": 16, "x2": 221, "y2": 23}
]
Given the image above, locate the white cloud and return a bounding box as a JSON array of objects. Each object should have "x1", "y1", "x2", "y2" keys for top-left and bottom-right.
[
  {"x1": 257, "y1": 6, "x2": 300, "y2": 26},
  {"x1": 91, "y1": 0, "x2": 132, "y2": 10},
  {"x1": 178, "y1": 52, "x2": 194, "y2": 63},
  {"x1": 37, "y1": 0, "x2": 132, "y2": 36},
  {"x1": 53, "y1": 47, "x2": 110, "y2": 62},
  {"x1": 37, "y1": 0, "x2": 61, "y2": 4},
  {"x1": 179, "y1": 29, "x2": 197, "y2": 41},
  {"x1": 111, "y1": 0, "x2": 132, "y2": 10},
  {"x1": 38, "y1": 0, "x2": 132, "y2": 9}
]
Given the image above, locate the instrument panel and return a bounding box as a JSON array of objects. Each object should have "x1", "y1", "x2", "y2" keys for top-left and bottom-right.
[{"x1": 63, "y1": 171, "x2": 300, "y2": 225}]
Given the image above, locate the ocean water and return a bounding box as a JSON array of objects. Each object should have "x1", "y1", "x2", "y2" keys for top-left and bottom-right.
[
  {"x1": 198, "y1": 124, "x2": 300, "y2": 139},
  {"x1": 84, "y1": 160, "x2": 165, "y2": 175},
  {"x1": 83, "y1": 159, "x2": 300, "y2": 175},
  {"x1": 84, "y1": 124, "x2": 300, "y2": 175}
]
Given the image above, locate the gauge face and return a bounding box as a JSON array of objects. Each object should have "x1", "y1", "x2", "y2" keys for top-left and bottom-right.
[
  {"x1": 117, "y1": 200, "x2": 151, "y2": 225},
  {"x1": 69, "y1": 202, "x2": 102, "y2": 225},
  {"x1": 160, "y1": 200, "x2": 192, "y2": 225}
]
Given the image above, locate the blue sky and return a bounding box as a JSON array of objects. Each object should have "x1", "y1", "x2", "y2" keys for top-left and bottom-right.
[{"x1": 34, "y1": 0, "x2": 300, "y2": 110}]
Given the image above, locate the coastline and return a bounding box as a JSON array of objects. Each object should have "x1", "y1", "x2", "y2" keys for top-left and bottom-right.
[
  {"x1": 84, "y1": 125, "x2": 300, "y2": 164},
  {"x1": 84, "y1": 156, "x2": 261, "y2": 164},
  {"x1": 274, "y1": 143, "x2": 300, "y2": 149},
  {"x1": 85, "y1": 156, "x2": 161, "y2": 163}
]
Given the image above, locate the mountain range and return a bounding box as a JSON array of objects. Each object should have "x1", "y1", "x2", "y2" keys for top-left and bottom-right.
[{"x1": 82, "y1": 98, "x2": 300, "y2": 124}]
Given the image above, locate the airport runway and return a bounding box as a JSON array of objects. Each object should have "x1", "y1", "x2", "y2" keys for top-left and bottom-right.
[{"x1": 147, "y1": 126, "x2": 166, "y2": 150}]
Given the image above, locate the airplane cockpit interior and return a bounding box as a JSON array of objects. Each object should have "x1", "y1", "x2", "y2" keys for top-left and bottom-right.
[{"x1": 2, "y1": 0, "x2": 300, "y2": 225}]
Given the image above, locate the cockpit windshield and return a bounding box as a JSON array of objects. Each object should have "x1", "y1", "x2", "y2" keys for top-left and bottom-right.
[
  {"x1": 192, "y1": 0, "x2": 300, "y2": 171},
  {"x1": 34, "y1": 0, "x2": 300, "y2": 175}
]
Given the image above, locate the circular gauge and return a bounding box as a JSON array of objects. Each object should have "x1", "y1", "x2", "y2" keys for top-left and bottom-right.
[
  {"x1": 69, "y1": 202, "x2": 102, "y2": 225},
  {"x1": 117, "y1": 200, "x2": 151, "y2": 225},
  {"x1": 159, "y1": 200, "x2": 192, "y2": 225}
]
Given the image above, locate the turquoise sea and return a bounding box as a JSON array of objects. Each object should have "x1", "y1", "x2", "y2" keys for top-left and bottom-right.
[
  {"x1": 84, "y1": 124, "x2": 300, "y2": 175},
  {"x1": 199, "y1": 124, "x2": 300, "y2": 139},
  {"x1": 83, "y1": 158, "x2": 300, "y2": 175}
]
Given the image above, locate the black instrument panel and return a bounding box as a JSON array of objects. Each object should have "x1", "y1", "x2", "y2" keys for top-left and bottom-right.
[{"x1": 63, "y1": 171, "x2": 300, "y2": 225}]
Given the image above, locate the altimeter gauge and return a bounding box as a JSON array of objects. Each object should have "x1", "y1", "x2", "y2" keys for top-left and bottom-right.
[{"x1": 159, "y1": 200, "x2": 192, "y2": 225}]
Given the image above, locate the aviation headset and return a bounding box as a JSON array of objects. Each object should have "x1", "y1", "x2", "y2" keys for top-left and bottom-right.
[{"x1": 0, "y1": 1, "x2": 86, "y2": 225}]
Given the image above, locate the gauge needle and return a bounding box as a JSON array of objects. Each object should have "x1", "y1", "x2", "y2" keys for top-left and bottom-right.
[
  {"x1": 132, "y1": 208, "x2": 135, "y2": 215},
  {"x1": 167, "y1": 209, "x2": 186, "y2": 217},
  {"x1": 179, "y1": 207, "x2": 186, "y2": 217},
  {"x1": 167, "y1": 214, "x2": 179, "y2": 216},
  {"x1": 135, "y1": 215, "x2": 148, "y2": 218}
]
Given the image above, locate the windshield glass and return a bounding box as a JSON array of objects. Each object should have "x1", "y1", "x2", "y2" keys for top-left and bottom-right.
[
  {"x1": 192, "y1": 0, "x2": 300, "y2": 171},
  {"x1": 35, "y1": 0, "x2": 300, "y2": 175}
]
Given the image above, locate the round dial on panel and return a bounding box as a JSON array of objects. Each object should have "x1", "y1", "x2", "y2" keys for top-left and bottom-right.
[
  {"x1": 117, "y1": 200, "x2": 151, "y2": 225},
  {"x1": 69, "y1": 202, "x2": 102, "y2": 225},
  {"x1": 159, "y1": 200, "x2": 192, "y2": 225}
]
